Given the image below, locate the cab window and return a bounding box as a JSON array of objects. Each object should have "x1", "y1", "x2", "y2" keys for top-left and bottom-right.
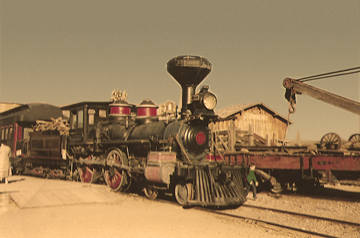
[
  {"x1": 70, "y1": 111, "x2": 77, "y2": 129},
  {"x1": 77, "y1": 110, "x2": 83, "y2": 128},
  {"x1": 88, "y1": 109, "x2": 95, "y2": 125}
]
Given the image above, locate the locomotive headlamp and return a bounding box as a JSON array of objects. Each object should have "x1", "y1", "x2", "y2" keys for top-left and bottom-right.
[
  {"x1": 203, "y1": 92, "x2": 217, "y2": 110},
  {"x1": 189, "y1": 86, "x2": 217, "y2": 116}
]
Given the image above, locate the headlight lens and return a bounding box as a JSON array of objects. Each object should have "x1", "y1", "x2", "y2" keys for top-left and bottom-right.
[{"x1": 203, "y1": 93, "x2": 217, "y2": 110}]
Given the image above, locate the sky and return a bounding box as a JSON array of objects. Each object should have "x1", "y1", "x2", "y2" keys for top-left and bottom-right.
[{"x1": 1, "y1": 0, "x2": 359, "y2": 141}]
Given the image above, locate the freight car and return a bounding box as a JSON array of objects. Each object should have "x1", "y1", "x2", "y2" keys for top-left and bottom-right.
[
  {"x1": 7, "y1": 55, "x2": 247, "y2": 207},
  {"x1": 0, "y1": 103, "x2": 63, "y2": 175}
]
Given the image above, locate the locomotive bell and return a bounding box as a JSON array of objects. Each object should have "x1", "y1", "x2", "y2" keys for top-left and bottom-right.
[{"x1": 167, "y1": 55, "x2": 212, "y2": 119}]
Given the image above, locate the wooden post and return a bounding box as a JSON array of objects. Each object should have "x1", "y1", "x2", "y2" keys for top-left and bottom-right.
[
  {"x1": 266, "y1": 134, "x2": 270, "y2": 146},
  {"x1": 228, "y1": 120, "x2": 236, "y2": 152},
  {"x1": 248, "y1": 124, "x2": 254, "y2": 146},
  {"x1": 273, "y1": 133, "x2": 276, "y2": 146}
]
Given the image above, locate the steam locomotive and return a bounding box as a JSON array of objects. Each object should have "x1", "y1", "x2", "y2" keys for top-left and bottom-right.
[{"x1": 2, "y1": 55, "x2": 247, "y2": 207}]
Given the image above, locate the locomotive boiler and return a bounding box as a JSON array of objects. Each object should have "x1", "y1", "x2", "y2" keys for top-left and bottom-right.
[{"x1": 65, "y1": 55, "x2": 246, "y2": 206}]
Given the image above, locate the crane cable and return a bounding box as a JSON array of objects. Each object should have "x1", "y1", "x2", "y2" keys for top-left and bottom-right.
[
  {"x1": 282, "y1": 66, "x2": 360, "y2": 146},
  {"x1": 296, "y1": 66, "x2": 360, "y2": 82}
]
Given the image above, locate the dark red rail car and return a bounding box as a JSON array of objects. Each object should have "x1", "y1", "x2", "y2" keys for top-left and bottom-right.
[{"x1": 208, "y1": 151, "x2": 360, "y2": 192}]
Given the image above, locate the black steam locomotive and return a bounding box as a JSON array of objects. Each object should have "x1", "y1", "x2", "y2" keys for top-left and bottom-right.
[{"x1": 5, "y1": 55, "x2": 247, "y2": 207}]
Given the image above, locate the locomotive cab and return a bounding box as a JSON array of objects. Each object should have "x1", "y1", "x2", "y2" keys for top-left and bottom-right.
[{"x1": 62, "y1": 101, "x2": 109, "y2": 143}]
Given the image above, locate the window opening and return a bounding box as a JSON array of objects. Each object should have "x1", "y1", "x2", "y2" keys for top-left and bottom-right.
[
  {"x1": 23, "y1": 128, "x2": 32, "y2": 140},
  {"x1": 9, "y1": 126, "x2": 13, "y2": 139},
  {"x1": 77, "y1": 109, "x2": 83, "y2": 129},
  {"x1": 70, "y1": 111, "x2": 77, "y2": 129},
  {"x1": 88, "y1": 109, "x2": 95, "y2": 125}
]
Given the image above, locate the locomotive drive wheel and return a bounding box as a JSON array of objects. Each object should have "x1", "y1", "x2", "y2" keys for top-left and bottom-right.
[
  {"x1": 104, "y1": 149, "x2": 130, "y2": 192},
  {"x1": 320, "y1": 133, "x2": 341, "y2": 150},
  {"x1": 78, "y1": 166, "x2": 97, "y2": 183},
  {"x1": 175, "y1": 183, "x2": 193, "y2": 206}
]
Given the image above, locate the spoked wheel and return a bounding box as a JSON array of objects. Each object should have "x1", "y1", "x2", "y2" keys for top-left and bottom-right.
[
  {"x1": 349, "y1": 134, "x2": 360, "y2": 149},
  {"x1": 78, "y1": 166, "x2": 97, "y2": 183},
  {"x1": 320, "y1": 133, "x2": 341, "y2": 150},
  {"x1": 104, "y1": 149, "x2": 130, "y2": 192},
  {"x1": 143, "y1": 186, "x2": 158, "y2": 200},
  {"x1": 175, "y1": 183, "x2": 193, "y2": 206},
  {"x1": 349, "y1": 134, "x2": 360, "y2": 143}
]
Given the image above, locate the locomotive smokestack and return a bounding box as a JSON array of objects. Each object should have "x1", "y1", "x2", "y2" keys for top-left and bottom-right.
[{"x1": 167, "y1": 55, "x2": 212, "y2": 119}]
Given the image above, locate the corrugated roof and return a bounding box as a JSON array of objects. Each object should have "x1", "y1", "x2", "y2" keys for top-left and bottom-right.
[{"x1": 215, "y1": 102, "x2": 291, "y2": 123}]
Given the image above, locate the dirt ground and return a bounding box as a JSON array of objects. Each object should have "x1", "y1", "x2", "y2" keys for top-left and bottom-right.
[
  {"x1": 0, "y1": 192, "x2": 285, "y2": 238},
  {"x1": 1, "y1": 176, "x2": 360, "y2": 238}
]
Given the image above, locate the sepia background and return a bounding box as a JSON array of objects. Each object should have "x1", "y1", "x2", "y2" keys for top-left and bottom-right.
[{"x1": 1, "y1": 0, "x2": 359, "y2": 141}]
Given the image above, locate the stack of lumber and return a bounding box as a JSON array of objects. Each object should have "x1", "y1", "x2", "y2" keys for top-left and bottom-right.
[{"x1": 32, "y1": 117, "x2": 69, "y2": 135}]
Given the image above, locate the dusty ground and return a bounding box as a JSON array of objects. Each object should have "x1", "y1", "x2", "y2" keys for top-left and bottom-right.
[
  {"x1": 1, "y1": 176, "x2": 360, "y2": 238},
  {"x1": 0, "y1": 192, "x2": 288, "y2": 238},
  {"x1": 233, "y1": 186, "x2": 360, "y2": 237}
]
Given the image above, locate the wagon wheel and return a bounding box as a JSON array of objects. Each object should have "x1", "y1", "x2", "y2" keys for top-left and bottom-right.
[
  {"x1": 348, "y1": 134, "x2": 360, "y2": 149},
  {"x1": 79, "y1": 166, "x2": 97, "y2": 183},
  {"x1": 104, "y1": 149, "x2": 130, "y2": 192},
  {"x1": 143, "y1": 186, "x2": 158, "y2": 200},
  {"x1": 349, "y1": 134, "x2": 360, "y2": 143},
  {"x1": 175, "y1": 183, "x2": 193, "y2": 206},
  {"x1": 320, "y1": 133, "x2": 341, "y2": 150}
]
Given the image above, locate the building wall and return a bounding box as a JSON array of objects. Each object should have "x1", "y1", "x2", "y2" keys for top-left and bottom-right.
[{"x1": 210, "y1": 106, "x2": 289, "y2": 144}]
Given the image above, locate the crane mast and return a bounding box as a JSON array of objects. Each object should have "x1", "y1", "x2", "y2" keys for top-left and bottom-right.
[{"x1": 283, "y1": 77, "x2": 360, "y2": 115}]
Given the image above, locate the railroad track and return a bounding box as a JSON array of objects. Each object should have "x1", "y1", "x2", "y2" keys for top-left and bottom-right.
[
  {"x1": 279, "y1": 190, "x2": 360, "y2": 204},
  {"x1": 130, "y1": 190, "x2": 359, "y2": 238},
  {"x1": 194, "y1": 204, "x2": 360, "y2": 238},
  {"x1": 123, "y1": 187, "x2": 360, "y2": 237}
]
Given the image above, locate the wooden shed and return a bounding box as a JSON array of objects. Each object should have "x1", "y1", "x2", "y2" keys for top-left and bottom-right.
[{"x1": 210, "y1": 103, "x2": 291, "y2": 150}]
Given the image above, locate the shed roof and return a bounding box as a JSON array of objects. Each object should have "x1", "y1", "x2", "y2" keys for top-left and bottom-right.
[{"x1": 215, "y1": 102, "x2": 291, "y2": 124}]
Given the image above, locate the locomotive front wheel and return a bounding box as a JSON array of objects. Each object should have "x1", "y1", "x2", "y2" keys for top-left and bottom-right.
[
  {"x1": 79, "y1": 166, "x2": 97, "y2": 183},
  {"x1": 104, "y1": 149, "x2": 130, "y2": 192},
  {"x1": 175, "y1": 183, "x2": 193, "y2": 206},
  {"x1": 320, "y1": 133, "x2": 341, "y2": 150},
  {"x1": 143, "y1": 186, "x2": 158, "y2": 200}
]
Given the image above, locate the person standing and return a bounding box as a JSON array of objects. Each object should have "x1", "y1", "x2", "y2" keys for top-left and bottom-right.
[{"x1": 246, "y1": 163, "x2": 258, "y2": 199}]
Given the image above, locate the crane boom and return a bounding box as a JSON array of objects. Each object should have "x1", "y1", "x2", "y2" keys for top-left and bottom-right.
[{"x1": 283, "y1": 77, "x2": 360, "y2": 116}]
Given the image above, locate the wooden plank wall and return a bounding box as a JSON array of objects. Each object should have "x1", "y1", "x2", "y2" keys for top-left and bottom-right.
[{"x1": 210, "y1": 106, "x2": 289, "y2": 151}]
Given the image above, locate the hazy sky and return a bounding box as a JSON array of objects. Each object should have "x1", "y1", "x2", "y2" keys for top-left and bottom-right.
[{"x1": 1, "y1": 0, "x2": 359, "y2": 141}]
